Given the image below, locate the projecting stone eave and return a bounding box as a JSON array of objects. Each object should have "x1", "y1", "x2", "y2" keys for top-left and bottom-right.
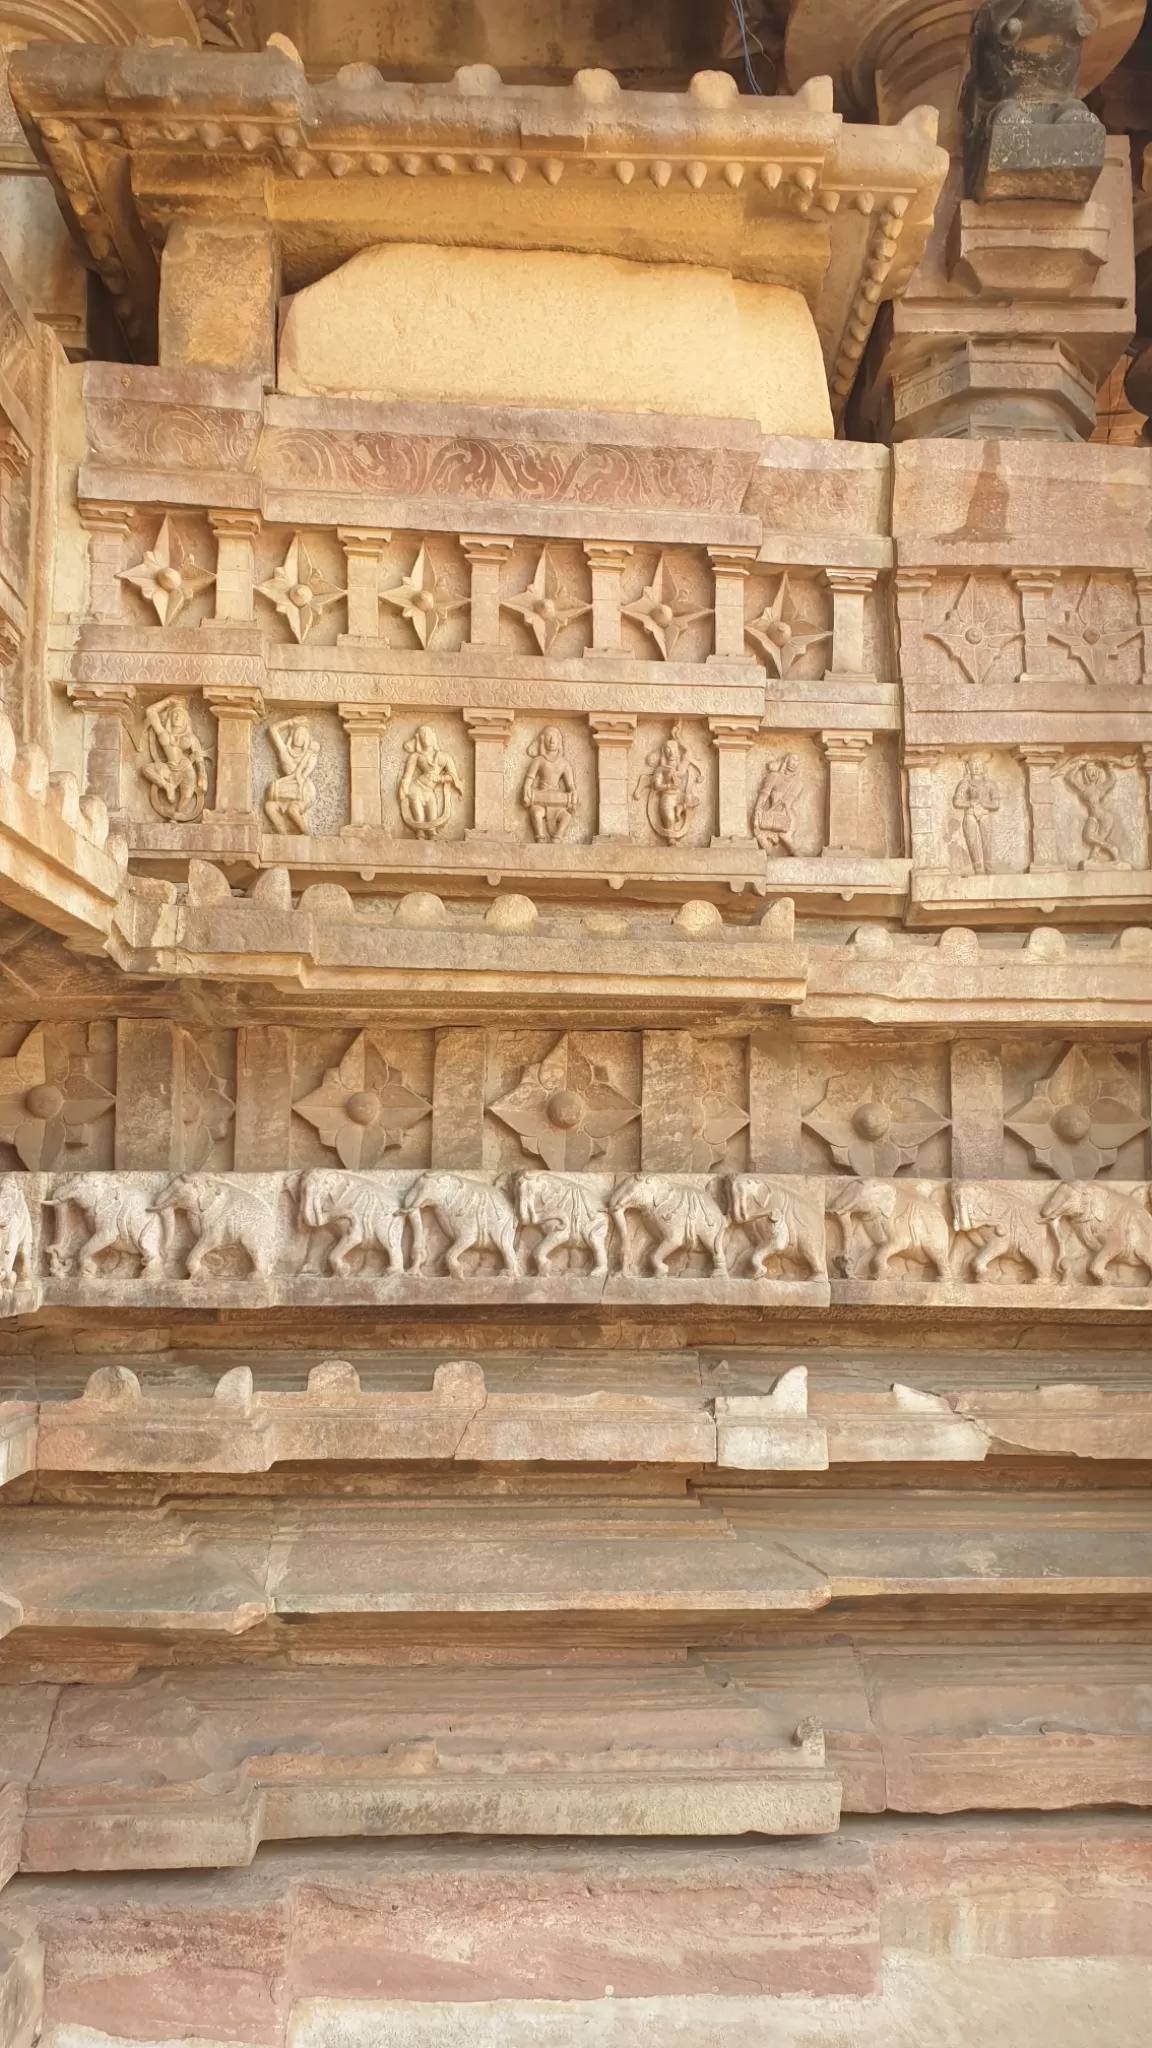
[{"x1": 9, "y1": 44, "x2": 947, "y2": 407}]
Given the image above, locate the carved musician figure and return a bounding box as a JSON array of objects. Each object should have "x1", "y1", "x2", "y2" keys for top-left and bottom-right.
[
  {"x1": 139, "y1": 696, "x2": 209, "y2": 824},
  {"x1": 264, "y1": 717, "x2": 319, "y2": 835},
  {"x1": 398, "y1": 723, "x2": 464, "y2": 839},
  {"x1": 752, "y1": 753, "x2": 801, "y2": 855},
  {"x1": 522, "y1": 726, "x2": 578, "y2": 842},
  {"x1": 635, "y1": 723, "x2": 701, "y2": 844}
]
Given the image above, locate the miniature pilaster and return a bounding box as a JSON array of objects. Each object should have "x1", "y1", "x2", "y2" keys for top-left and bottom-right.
[
  {"x1": 1140, "y1": 745, "x2": 1152, "y2": 842},
  {"x1": 904, "y1": 744, "x2": 944, "y2": 868},
  {"x1": 462, "y1": 536, "x2": 514, "y2": 647},
  {"x1": 1012, "y1": 571, "x2": 1058, "y2": 683},
  {"x1": 464, "y1": 708, "x2": 514, "y2": 838},
  {"x1": 79, "y1": 501, "x2": 134, "y2": 624},
  {"x1": 949, "y1": 1043, "x2": 1004, "y2": 1180},
  {"x1": 821, "y1": 731, "x2": 872, "y2": 855},
  {"x1": 589, "y1": 712, "x2": 636, "y2": 840},
  {"x1": 893, "y1": 569, "x2": 935, "y2": 689},
  {"x1": 1017, "y1": 742, "x2": 1066, "y2": 871},
  {"x1": 339, "y1": 704, "x2": 391, "y2": 833},
  {"x1": 708, "y1": 717, "x2": 760, "y2": 844},
  {"x1": 641, "y1": 1031, "x2": 695, "y2": 1172},
  {"x1": 68, "y1": 682, "x2": 136, "y2": 814},
  {"x1": 204, "y1": 683, "x2": 264, "y2": 820},
  {"x1": 1134, "y1": 573, "x2": 1152, "y2": 684},
  {"x1": 235, "y1": 1026, "x2": 293, "y2": 1171},
  {"x1": 431, "y1": 1029, "x2": 486, "y2": 1168},
  {"x1": 749, "y1": 1026, "x2": 802, "y2": 1173},
  {"x1": 338, "y1": 528, "x2": 390, "y2": 641},
  {"x1": 209, "y1": 511, "x2": 261, "y2": 624},
  {"x1": 583, "y1": 544, "x2": 634, "y2": 655},
  {"x1": 707, "y1": 546, "x2": 759, "y2": 663},
  {"x1": 822, "y1": 569, "x2": 876, "y2": 680},
  {"x1": 114, "y1": 1021, "x2": 184, "y2": 1170}
]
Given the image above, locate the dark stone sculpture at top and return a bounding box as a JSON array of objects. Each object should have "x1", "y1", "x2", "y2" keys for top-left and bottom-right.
[{"x1": 960, "y1": 0, "x2": 1107, "y2": 203}]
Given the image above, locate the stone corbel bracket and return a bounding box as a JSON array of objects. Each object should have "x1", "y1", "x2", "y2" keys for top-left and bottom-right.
[
  {"x1": 0, "y1": 710, "x2": 125, "y2": 944},
  {"x1": 108, "y1": 868, "x2": 809, "y2": 1014},
  {"x1": 9, "y1": 47, "x2": 947, "y2": 411}
]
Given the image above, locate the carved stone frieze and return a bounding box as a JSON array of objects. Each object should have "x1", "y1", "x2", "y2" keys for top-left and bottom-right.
[{"x1": 3, "y1": 1166, "x2": 1152, "y2": 1314}]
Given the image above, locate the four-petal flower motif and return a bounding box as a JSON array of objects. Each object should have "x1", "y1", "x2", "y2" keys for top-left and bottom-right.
[
  {"x1": 294, "y1": 1032, "x2": 432, "y2": 1170},
  {"x1": 501, "y1": 547, "x2": 591, "y2": 654},
  {"x1": 1049, "y1": 581, "x2": 1142, "y2": 687},
  {"x1": 1005, "y1": 1046, "x2": 1148, "y2": 1180},
  {"x1": 489, "y1": 1035, "x2": 639, "y2": 1171},
  {"x1": 927, "y1": 576, "x2": 1021, "y2": 687},
  {"x1": 622, "y1": 555, "x2": 711, "y2": 661},
  {"x1": 256, "y1": 537, "x2": 345, "y2": 643},
  {"x1": 744, "y1": 572, "x2": 830, "y2": 678},
  {"x1": 380, "y1": 544, "x2": 469, "y2": 649},
  {"x1": 692, "y1": 1090, "x2": 750, "y2": 1172},
  {"x1": 180, "y1": 1033, "x2": 236, "y2": 1170},
  {"x1": 120, "y1": 516, "x2": 215, "y2": 626},
  {"x1": 0, "y1": 1024, "x2": 114, "y2": 1169},
  {"x1": 803, "y1": 1082, "x2": 950, "y2": 1178}
]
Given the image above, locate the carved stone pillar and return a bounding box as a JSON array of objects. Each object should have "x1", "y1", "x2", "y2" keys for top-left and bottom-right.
[
  {"x1": 79, "y1": 501, "x2": 134, "y2": 624},
  {"x1": 462, "y1": 535, "x2": 514, "y2": 647},
  {"x1": 431, "y1": 1029, "x2": 486, "y2": 1168},
  {"x1": 209, "y1": 511, "x2": 261, "y2": 624},
  {"x1": 1012, "y1": 571, "x2": 1058, "y2": 684},
  {"x1": 583, "y1": 543, "x2": 634, "y2": 655},
  {"x1": 1017, "y1": 743, "x2": 1066, "y2": 871},
  {"x1": 464, "y1": 708, "x2": 514, "y2": 838},
  {"x1": 821, "y1": 730, "x2": 872, "y2": 855},
  {"x1": 707, "y1": 546, "x2": 759, "y2": 662},
  {"x1": 589, "y1": 712, "x2": 636, "y2": 840},
  {"x1": 893, "y1": 568, "x2": 935, "y2": 688},
  {"x1": 749, "y1": 1026, "x2": 802, "y2": 1173},
  {"x1": 204, "y1": 684, "x2": 264, "y2": 821},
  {"x1": 708, "y1": 716, "x2": 759, "y2": 844},
  {"x1": 339, "y1": 704, "x2": 390, "y2": 834},
  {"x1": 114, "y1": 1020, "x2": 184, "y2": 1171},
  {"x1": 1134, "y1": 573, "x2": 1152, "y2": 684},
  {"x1": 68, "y1": 682, "x2": 136, "y2": 815},
  {"x1": 904, "y1": 744, "x2": 944, "y2": 869},
  {"x1": 822, "y1": 568, "x2": 875, "y2": 680},
  {"x1": 1139, "y1": 744, "x2": 1152, "y2": 849},
  {"x1": 235, "y1": 1026, "x2": 293, "y2": 1171},
  {"x1": 338, "y1": 528, "x2": 390, "y2": 641},
  {"x1": 949, "y1": 1042, "x2": 1004, "y2": 1180},
  {"x1": 641, "y1": 1031, "x2": 695, "y2": 1172}
]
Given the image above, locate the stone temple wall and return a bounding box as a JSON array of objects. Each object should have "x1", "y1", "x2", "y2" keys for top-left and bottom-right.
[{"x1": 0, "y1": 6, "x2": 1149, "y2": 2045}]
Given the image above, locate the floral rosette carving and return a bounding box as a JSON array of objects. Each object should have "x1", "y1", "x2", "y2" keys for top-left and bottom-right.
[
  {"x1": 294, "y1": 1032, "x2": 432, "y2": 1170},
  {"x1": 489, "y1": 1036, "x2": 639, "y2": 1171}
]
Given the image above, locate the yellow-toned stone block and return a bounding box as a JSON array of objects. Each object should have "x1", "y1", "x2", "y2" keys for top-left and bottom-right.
[
  {"x1": 160, "y1": 222, "x2": 279, "y2": 382},
  {"x1": 278, "y1": 244, "x2": 834, "y2": 437}
]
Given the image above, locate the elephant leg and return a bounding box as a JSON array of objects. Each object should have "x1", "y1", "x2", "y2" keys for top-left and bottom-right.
[
  {"x1": 78, "y1": 1226, "x2": 119, "y2": 1278},
  {"x1": 650, "y1": 1230, "x2": 681, "y2": 1279},
  {"x1": 709, "y1": 1226, "x2": 728, "y2": 1278},
  {"x1": 138, "y1": 1214, "x2": 166, "y2": 1280},
  {"x1": 588, "y1": 1217, "x2": 610, "y2": 1279},
  {"x1": 1087, "y1": 1247, "x2": 1113, "y2": 1285},
  {"x1": 446, "y1": 1227, "x2": 479, "y2": 1281},
  {"x1": 532, "y1": 1221, "x2": 566, "y2": 1275},
  {"x1": 496, "y1": 1219, "x2": 520, "y2": 1275},
  {"x1": 380, "y1": 1217, "x2": 406, "y2": 1273},
  {"x1": 328, "y1": 1215, "x2": 363, "y2": 1277}
]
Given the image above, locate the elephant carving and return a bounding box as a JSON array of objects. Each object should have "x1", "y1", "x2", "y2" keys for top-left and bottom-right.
[{"x1": 609, "y1": 1174, "x2": 728, "y2": 1279}]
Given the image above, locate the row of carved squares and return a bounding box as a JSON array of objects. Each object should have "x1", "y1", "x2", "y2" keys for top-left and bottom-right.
[
  {"x1": 919, "y1": 572, "x2": 1149, "y2": 691},
  {"x1": 915, "y1": 748, "x2": 1151, "y2": 876},
  {"x1": 131, "y1": 708, "x2": 900, "y2": 857},
  {"x1": 4, "y1": 1025, "x2": 1149, "y2": 1185},
  {"x1": 112, "y1": 516, "x2": 859, "y2": 671}
]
